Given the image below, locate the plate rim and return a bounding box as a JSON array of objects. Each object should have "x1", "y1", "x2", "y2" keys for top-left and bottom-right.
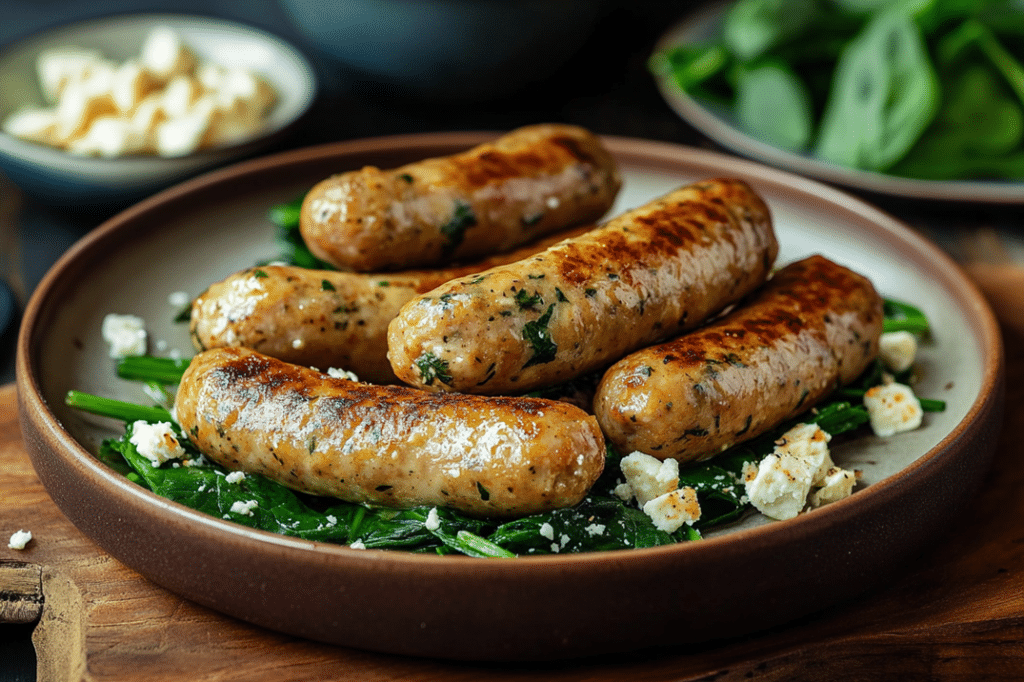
[{"x1": 14, "y1": 130, "x2": 1006, "y2": 658}]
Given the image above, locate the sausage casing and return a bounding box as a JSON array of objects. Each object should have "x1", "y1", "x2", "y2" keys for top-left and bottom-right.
[
  {"x1": 299, "y1": 124, "x2": 621, "y2": 271},
  {"x1": 386, "y1": 178, "x2": 779, "y2": 395},
  {"x1": 173, "y1": 347, "x2": 606, "y2": 518},
  {"x1": 189, "y1": 224, "x2": 594, "y2": 384},
  {"x1": 592, "y1": 255, "x2": 884, "y2": 463}
]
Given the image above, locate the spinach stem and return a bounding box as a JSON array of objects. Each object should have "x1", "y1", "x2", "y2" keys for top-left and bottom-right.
[
  {"x1": 65, "y1": 390, "x2": 174, "y2": 423},
  {"x1": 117, "y1": 355, "x2": 190, "y2": 385},
  {"x1": 455, "y1": 531, "x2": 516, "y2": 559}
]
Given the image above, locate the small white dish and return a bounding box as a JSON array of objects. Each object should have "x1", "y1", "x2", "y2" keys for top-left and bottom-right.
[{"x1": 0, "y1": 13, "x2": 317, "y2": 211}]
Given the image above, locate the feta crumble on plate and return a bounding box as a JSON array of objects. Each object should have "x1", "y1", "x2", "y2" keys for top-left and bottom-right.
[
  {"x1": 643, "y1": 487, "x2": 701, "y2": 533},
  {"x1": 102, "y1": 313, "x2": 147, "y2": 358},
  {"x1": 743, "y1": 423, "x2": 858, "y2": 520},
  {"x1": 619, "y1": 451, "x2": 679, "y2": 506},
  {"x1": 863, "y1": 382, "x2": 924, "y2": 437},
  {"x1": 618, "y1": 451, "x2": 701, "y2": 531},
  {"x1": 229, "y1": 499, "x2": 258, "y2": 516},
  {"x1": 129, "y1": 420, "x2": 186, "y2": 466},
  {"x1": 878, "y1": 330, "x2": 918, "y2": 373}
]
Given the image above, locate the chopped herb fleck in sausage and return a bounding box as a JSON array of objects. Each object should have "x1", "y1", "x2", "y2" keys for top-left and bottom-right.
[
  {"x1": 253, "y1": 269, "x2": 268, "y2": 279},
  {"x1": 414, "y1": 352, "x2": 453, "y2": 386},
  {"x1": 523, "y1": 304, "x2": 557, "y2": 368},
  {"x1": 440, "y1": 199, "x2": 477, "y2": 252},
  {"x1": 321, "y1": 279, "x2": 336, "y2": 292},
  {"x1": 515, "y1": 289, "x2": 544, "y2": 310}
]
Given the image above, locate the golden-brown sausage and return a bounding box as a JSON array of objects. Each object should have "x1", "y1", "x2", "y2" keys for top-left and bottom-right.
[
  {"x1": 386, "y1": 178, "x2": 779, "y2": 395},
  {"x1": 173, "y1": 347, "x2": 606, "y2": 518},
  {"x1": 592, "y1": 255, "x2": 884, "y2": 463},
  {"x1": 189, "y1": 224, "x2": 595, "y2": 384},
  {"x1": 299, "y1": 123, "x2": 621, "y2": 271}
]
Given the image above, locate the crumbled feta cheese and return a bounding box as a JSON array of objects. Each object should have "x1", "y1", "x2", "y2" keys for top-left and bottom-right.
[
  {"x1": 225, "y1": 470, "x2": 246, "y2": 484},
  {"x1": 327, "y1": 367, "x2": 360, "y2": 382},
  {"x1": 3, "y1": 26, "x2": 276, "y2": 157},
  {"x1": 539, "y1": 522, "x2": 555, "y2": 541},
  {"x1": 809, "y1": 467, "x2": 859, "y2": 508},
  {"x1": 129, "y1": 420, "x2": 185, "y2": 467},
  {"x1": 102, "y1": 313, "x2": 147, "y2": 357},
  {"x1": 584, "y1": 523, "x2": 606, "y2": 536},
  {"x1": 613, "y1": 482, "x2": 634, "y2": 503},
  {"x1": 8, "y1": 530, "x2": 32, "y2": 550},
  {"x1": 879, "y1": 331, "x2": 918, "y2": 373},
  {"x1": 168, "y1": 290, "x2": 191, "y2": 307},
  {"x1": 424, "y1": 507, "x2": 441, "y2": 531},
  {"x1": 864, "y1": 382, "x2": 923, "y2": 437},
  {"x1": 743, "y1": 423, "x2": 833, "y2": 521},
  {"x1": 349, "y1": 541, "x2": 366, "y2": 550},
  {"x1": 229, "y1": 499, "x2": 258, "y2": 516},
  {"x1": 642, "y1": 487, "x2": 701, "y2": 533},
  {"x1": 620, "y1": 452, "x2": 679, "y2": 506},
  {"x1": 140, "y1": 25, "x2": 197, "y2": 81}
]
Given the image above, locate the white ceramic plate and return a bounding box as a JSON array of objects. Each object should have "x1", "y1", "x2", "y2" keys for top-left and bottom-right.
[
  {"x1": 18, "y1": 133, "x2": 1003, "y2": 660},
  {"x1": 651, "y1": 1, "x2": 1024, "y2": 204}
]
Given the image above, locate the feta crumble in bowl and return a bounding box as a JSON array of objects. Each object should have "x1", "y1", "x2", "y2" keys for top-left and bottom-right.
[
  {"x1": 14, "y1": 131, "x2": 1004, "y2": 660},
  {"x1": 0, "y1": 14, "x2": 316, "y2": 211}
]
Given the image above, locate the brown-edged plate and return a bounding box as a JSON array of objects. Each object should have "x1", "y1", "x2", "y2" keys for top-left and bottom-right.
[{"x1": 16, "y1": 131, "x2": 1004, "y2": 661}]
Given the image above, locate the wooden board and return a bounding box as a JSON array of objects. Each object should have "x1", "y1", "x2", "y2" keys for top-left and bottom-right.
[{"x1": 3, "y1": 280, "x2": 1024, "y2": 680}]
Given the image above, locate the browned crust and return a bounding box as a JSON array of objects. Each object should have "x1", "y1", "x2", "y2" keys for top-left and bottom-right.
[
  {"x1": 174, "y1": 347, "x2": 606, "y2": 518},
  {"x1": 593, "y1": 255, "x2": 885, "y2": 462}
]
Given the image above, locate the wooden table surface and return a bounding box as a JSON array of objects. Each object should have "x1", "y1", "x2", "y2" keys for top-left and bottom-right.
[{"x1": 1, "y1": 270, "x2": 1023, "y2": 680}]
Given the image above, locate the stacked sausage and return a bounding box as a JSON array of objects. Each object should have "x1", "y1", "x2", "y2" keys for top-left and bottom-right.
[{"x1": 175, "y1": 123, "x2": 884, "y2": 519}]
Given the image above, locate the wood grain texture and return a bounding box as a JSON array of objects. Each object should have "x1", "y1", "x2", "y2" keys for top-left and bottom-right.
[{"x1": 1, "y1": 316, "x2": 1023, "y2": 680}]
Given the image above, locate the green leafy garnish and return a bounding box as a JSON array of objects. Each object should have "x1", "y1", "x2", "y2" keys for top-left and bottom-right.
[
  {"x1": 439, "y1": 200, "x2": 477, "y2": 253},
  {"x1": 65, "y1": 291, "x2": 946, "y2": 557},
  {"x1": 514, "y1": 289, "x2": 544, "y2": 310},
  {"x1": 414, "y1": 352, "x2": 453, "y2": 386},
  {"x1": 268, "y1": 194, "x2": 336, "y2": 269},
  {"x1": 883, "y1": 298, "x2": 931, "y2": 334},
  {"x1": 652, "y1": 0, "x2": 1024, "y2": 180},
  {"x1": 522, "y1": 304, "x2": 558, "y2": 368}
]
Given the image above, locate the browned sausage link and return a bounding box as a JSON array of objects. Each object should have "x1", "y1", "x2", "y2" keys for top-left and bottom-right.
[
  {"x1": 592, "y1": 255, "x2": 884, "y2": 464},
  {"x1": 189, "y1": 224, "x2": 595, "y2": 384},
  {"x1": 299, "y1": 123, "x2": 621, "y2": 271},
  {"x1": 387, "y1": 178, "x2": 779, "y2": 395},
  {"x1": 174, "y1": 347, "x2": 606, "y2": 518}
]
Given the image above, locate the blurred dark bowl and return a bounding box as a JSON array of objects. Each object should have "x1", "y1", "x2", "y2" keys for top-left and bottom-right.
[{"x1": 276, "y1": 0, "x2": 608, "y2": 100}]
